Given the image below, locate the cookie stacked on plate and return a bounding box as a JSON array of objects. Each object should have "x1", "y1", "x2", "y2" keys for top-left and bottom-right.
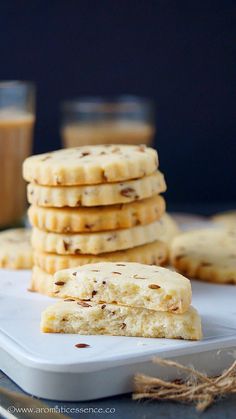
[
  {"x1": 23, "y1": 144, "x2": 172, "y2": 296},
  {"x1": 41, "y1": 262, "x2": 202, "y2": 340}
]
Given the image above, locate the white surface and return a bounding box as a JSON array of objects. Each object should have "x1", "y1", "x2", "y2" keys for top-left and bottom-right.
[
  {"x1": 0, "y1": 269, "x2": 236, "y2": 401},
  {"x1": 170, "y1": 213, "x2": 215, "y2": 231}
]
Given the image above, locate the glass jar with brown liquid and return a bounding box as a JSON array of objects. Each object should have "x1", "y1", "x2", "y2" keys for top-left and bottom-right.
[
  {"x1": 0, "y1": 81, "x2": 35, "y2": 228},
  {"x1": 60, "y1": 96, "x2": 155, "y2": 148}
]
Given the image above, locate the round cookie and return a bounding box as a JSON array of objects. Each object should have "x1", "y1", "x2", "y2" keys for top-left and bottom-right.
[
  {"x1": 212, "y1": 211, "x2": 236, "y2": 230},
  {"x1": 33, "y1": 240, "x2": 168, "y2": 274},
  {"x1": 27, "y1": 171, "x2": 166, "y2": 207},
  {"x1": 29, "y1": 266, "x2": 54, "y2": 296},
  {"x1": 170, "y1": 228, "x2": 236, "y2": 284},
  {"x1": 28, "y1": 195, "x2": 166, "y2": 233},
  {"x1": 0, "y1": 228, "x2": 33, "y2": 269},
  {"x1": 23, "y1": 144, "x2": 158, "y2": 186},
  {"x1": 31, "y1": 220, "x2": 167, "y2": 255}
]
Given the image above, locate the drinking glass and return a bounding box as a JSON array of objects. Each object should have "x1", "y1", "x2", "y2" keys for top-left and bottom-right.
[
  {"x1": 0, "y1": 81, "x2": 35, "y2": 228},
  {"x1": 60, "y1": 96, "x2": 155, "y2": 148}
]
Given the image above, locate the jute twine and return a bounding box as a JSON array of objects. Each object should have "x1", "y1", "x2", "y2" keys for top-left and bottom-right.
[{"x1": 133, "y1": 357, "x2": 236, "y2": 411}]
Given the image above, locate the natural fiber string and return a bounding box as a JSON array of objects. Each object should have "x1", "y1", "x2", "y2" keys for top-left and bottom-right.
[{"x1": 133, "y1": 357, "x2": 236, "y2": 411}]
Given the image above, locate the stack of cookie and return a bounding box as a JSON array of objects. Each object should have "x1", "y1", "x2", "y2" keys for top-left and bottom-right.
[
  {"x1": 41, "y1": 262, "x2": 202, "y2": 340},
  {"x1": 23, "y1": 144, "x2": 171, "y2": 296}
]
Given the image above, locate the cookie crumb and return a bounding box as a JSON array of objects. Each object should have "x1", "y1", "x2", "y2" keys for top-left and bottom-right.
[{"x1": 75, "y1": 343, "x2": 90, "y2": 348}]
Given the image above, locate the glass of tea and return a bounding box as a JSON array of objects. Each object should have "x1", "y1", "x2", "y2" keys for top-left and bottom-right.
[
  {"x1": 0, "y1": 81, "x2": 35, "y2": 228},
  {"x1": 60, "y1": 96, "x2": 155, "y2": 148}
]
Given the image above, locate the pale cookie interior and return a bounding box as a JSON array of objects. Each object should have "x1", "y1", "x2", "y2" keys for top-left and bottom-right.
[
  {"x1": 54, "y1": 262, "x2": 191, "y2": 313},
  {"x1": 41, "y1": 301, "x2": 202, "y2": 340}
]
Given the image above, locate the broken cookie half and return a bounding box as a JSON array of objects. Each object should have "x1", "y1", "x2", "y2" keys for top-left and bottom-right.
[{"x1": 41, "y1": 262, "x2": 202, "y2": 340}]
